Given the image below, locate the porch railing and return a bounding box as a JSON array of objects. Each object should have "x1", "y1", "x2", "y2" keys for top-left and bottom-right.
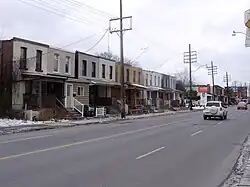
[{"x1": 73, "y1": 98, "x2": 84, "y2": 117}]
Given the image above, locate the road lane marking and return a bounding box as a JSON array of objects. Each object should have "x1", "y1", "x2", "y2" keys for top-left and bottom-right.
[
  {"x1": 0, "y1": 123, "x2": 174, "y2": 161},
  {"x1": 0, "y1": 135, "x2": 53, "y2": 144},
  {"x1": 107, "y1": 119, "x2": 191, "y2": 128},
  {"x1": 136, "y1": 147, "x2": 165, "y2": 160},
  {"x1": 191, "y1": 130, "x2": 202, "y2": 137}
]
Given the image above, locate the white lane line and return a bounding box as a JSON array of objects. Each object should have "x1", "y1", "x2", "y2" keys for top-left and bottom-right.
[
  {"x1": 136, "y1": 147, "x2": 165, "y2": 160},
  {"x1": 0, "y1": 123, "x2": 173, "y2": 161},
  {"x1": 191, "y1": 130, "x2": 202, "y2": 137},
  {"x1": 0, "y1": 135, "x2": 53, "y2": 144},
  {"x1": 214, "y1": 121, "x2": 223, "y2": 127},
  {"x1": 107, "y1": 119, "x2": 191, "y2": 128}
]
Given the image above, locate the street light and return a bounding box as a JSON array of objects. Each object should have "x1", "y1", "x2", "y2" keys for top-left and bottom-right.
[{"x1": 232, "y1": 30, "x2": 246, "y2": 36}]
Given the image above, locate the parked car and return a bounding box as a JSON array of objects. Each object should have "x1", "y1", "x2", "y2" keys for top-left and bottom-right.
[
  {"x1": 203, "y1": 101, "x2": 228, "y2": 120},
  {"x1": 237, "y1": 102, "x2": 248, "y2": 110}
]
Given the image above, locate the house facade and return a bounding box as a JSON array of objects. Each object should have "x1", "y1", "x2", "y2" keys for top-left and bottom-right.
[
  {"x1": 121, "y1": 64, "x2": 146, "y2": 106},
  {"x1": 143, "y1": 70, "x2": 164, "y2": 108},
  {"x1": 75, "y1": 51, "x2": 119, "y2": 109}
]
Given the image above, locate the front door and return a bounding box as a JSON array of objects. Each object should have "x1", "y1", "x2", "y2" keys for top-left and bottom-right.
[{"x1": 66, "y1": 84, "x2": 73, "y2": 108}]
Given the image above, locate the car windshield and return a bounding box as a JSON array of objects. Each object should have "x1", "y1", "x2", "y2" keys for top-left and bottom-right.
[
  {"x1": 238, "y1": 102, "x2": 246, "y2": 106},
  {"x1": 206, "y1": 102, "x2": 220, "y2": 107}
]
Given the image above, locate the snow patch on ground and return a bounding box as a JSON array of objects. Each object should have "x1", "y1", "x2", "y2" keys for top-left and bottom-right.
[
  {"x1": 220, "y1": 136, "x2": 250, "y2": 187},
  {"x1": 0, "y1": 118, "x2": 69, "y2": 127}
]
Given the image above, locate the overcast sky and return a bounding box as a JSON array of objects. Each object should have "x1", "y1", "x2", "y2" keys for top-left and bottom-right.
[{"x1": 1, "y1": 0, "x2": 250, "y2": 87}]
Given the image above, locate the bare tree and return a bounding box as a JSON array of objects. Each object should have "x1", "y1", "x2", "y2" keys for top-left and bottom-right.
[
  {"x1": 175, "y1": 68, "x2": 195, "y2": 86},
  {"x1": 97, "y1": 51, "x2": 138, "y2": 66}
]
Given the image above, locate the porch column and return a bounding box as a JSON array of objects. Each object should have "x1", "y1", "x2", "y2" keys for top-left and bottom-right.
[{"x1": 39, "y1": 80, "x2": 42, "y2": 108}]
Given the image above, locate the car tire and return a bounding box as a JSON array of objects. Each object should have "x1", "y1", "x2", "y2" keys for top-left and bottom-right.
[
  {"x1": 203, "y1": 116, "x2": 207, "y2": 120},
  {"x1": 220, "y1": 116, "x2": 224, "y2": 120},
  {"x1": 224, "y1": 115, "x2": 227, "y2": 120}
]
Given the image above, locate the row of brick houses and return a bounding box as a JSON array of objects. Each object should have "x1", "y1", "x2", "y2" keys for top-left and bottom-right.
[{"x1": 0, "y1": 37, "x2": 181, "y2": 120}]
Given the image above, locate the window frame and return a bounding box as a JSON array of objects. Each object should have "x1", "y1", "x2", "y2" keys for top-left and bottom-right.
[
  {"x1": 35, "y1": 50, "x2": 43, "y2": 72},
  {"x1": 20, "y1": 47, "x2": 27, "y2": 70},
  {"x1": 77, "y1": 86, "x2": 84, "y2": 96},
  {"x1": 109, "y1": 65, "x2": 113, "y2": 79},
  {"x1": 102, "y1": 64, "x2": 106, "y2": 78},
  {"x1": 133, "y1": 70, "x2": 136, "y2": 83},
  {"x1": 65, "y1": 56, "x2": 70, "y2": 74},
  {"x1": 54, "y1": 53, "x2": 59, "y2": 72},
  {"x1": 126, "y1": 69, "x2": 130, "y2": 82},
  {"x1": 81, "y1": 60, "x2": 87, "y2": 76},
  {"x1": 92, "y1": 62, "x2": 96, "y2": 77}
]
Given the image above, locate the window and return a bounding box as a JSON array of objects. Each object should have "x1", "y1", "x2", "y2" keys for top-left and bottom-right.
[
  {"x1": 133, "y1": 70, "x2": 136, "y2": 82},
  {"x1": 109, "y1": 66, "x2": 113, "y2": 79},
  {"x1": 146, "y1": 74, "x2": 148, "y2": 86},
  {"x1": 154, "y1": 76, "x2": 157, "y2": 86},
  {"x1": 65, "y1": 56, "x2": 70, "y2": 73},
  {"x1": 158, "y1": 77, "x2": 160, "y2": 87},
  {"x1": 81, "y1": 60, "x2": 87, "y2": 76},
  {"x1": 20, "y1": 47, "x2": 27, "y2": 69},
  {"x1": 102, "y1": 64, "x2": 105, "y2": 78},
  {"x1": 138, "y1": 72, "x2": 141, "y2": 84},
  {"x1": 126, "y1": 69, "x2": 130, "y2": 82},
  {"x1": 54, "y1": 54, "x2": 59, "y2": 72},
  {"x1": 150, "y1": 75, "x2": 152, "y2": 86},
  {"x1": 36, "y1": 50, "x2": 42, "y2": 71},
  {"x1": 92, "y1": 62, "x2": 96, "y2": 77},
  {"x1": 77, "y1": 86, "x2": 84, "y2": 96}
]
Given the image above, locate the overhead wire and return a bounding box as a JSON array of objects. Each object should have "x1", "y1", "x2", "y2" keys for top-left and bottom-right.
[
  {"x1": 16, "y1": 0, "x2": 106, "y2": 29},
  {"x1": 85, "y1": 29, "x2": 108, "y2": 52}
]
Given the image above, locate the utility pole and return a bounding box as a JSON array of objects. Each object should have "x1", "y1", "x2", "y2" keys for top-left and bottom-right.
[
  {"x1": 223, "y1": 72, "x2": 231, "y2": 105},
  {"x1": 184, "y1": 44, "x2": 197, "y2": 110},
  {"x1": 109, "y1": 0, "x2": 132, "y2": 118},
  {"x1": 206, "y1": 61, "x2": 217, "y2": 101}
]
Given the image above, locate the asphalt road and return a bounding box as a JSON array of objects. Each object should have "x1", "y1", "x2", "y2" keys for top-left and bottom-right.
[{"x1": 0, "y1": 107, "x2": 250, "y2": 187}]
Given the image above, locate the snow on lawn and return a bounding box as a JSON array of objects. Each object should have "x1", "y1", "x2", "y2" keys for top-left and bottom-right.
[{"x1": 0, "y1": 118, "x2": 69, "y2": 127}]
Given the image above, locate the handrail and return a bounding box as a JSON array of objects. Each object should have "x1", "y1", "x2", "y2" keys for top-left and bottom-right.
[
  {"x1": 56, "y1": 97, "x2": 67, "y2": 111},
  {"x1": 73, "y1": 98, "x2": 84, "y2": 117}
]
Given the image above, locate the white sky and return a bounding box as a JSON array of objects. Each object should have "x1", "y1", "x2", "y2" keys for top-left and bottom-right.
[{"x1": 1, "y1": 0, "x2": 250, "y2": 87}]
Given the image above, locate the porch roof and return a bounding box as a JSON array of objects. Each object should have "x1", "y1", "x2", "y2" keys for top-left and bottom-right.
[
  {"x1": 147, "y1": 86, "x2": 164, "y2": 91},
  {"x1": 22, "y1": 72, "x2": 67, "y2": 83},
  {"x1": 130, "y1": 83, "x2": 148, "y2": 89},
  {"x1": 88, "y1": 79, "x2": 120, "y2": 86}
]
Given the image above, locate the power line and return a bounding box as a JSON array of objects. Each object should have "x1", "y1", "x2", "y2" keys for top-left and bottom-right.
[
  {"x1": 56, "y1": 0, "x2": 115, "y2": 17},
  {"x1": 85, "y1": 30, "x2": 108, "y2": 52},
  {"x1": 40, "y1": 0, "x2": 112, "y2": 23},
  {"x1": 16, "y1": 0, "x2": 106, "y2": 29}
]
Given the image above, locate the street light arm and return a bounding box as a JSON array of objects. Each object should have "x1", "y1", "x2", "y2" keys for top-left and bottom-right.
[{"x1": 232, "y1": 30, "x2": 246, "y2": 36}]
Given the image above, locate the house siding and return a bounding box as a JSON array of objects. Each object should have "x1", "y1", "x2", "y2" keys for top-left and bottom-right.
[
  {"x1": 47, "y1": 48, "x2": 75, "y2": 78},
  {"x1": 72, "y1": 83, "x2": 89, "y2": 105},
  {"x1": 116, "y1": 63, "x2": 144, "y2": 85},
  {"x1": 12, "y1": 39, "x2": 49, "y2": 75},
  {"x1": 98, "y1": 57, "x2": 116, "y2": 82},
  {"x1": 75, "y1": 51, "x2": 99, "y2": 79}
]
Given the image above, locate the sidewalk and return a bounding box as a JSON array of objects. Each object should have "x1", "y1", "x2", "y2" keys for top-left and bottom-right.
[
  {"x1": 0, "y1": 109, "x2": 198, "y2": 135},
  {"x1": 221, "y1": 135, "x2": 250, "y2": 187}
]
